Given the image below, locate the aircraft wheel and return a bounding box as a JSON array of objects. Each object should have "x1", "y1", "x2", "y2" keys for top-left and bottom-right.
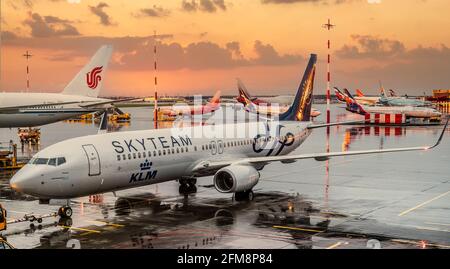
[
  {"x1": 188, "y1": 178, "x2": 197, "y2": 185},
  {"x1": 58, "y1": 206, "x2": 73, "y2": 218},
  {"x1": 188, "y1": 184, "x2": 197, "y2": 194},
  {"x1": 234, "y1": 190, "x2": 254, "y2": 202},
  {"x1": 247, "y1": 190, "x2": 254, "y2": 201}
]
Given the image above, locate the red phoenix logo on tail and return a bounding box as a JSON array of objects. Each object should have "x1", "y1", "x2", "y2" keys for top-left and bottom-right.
[{"x1": 86, "y1": 66, "x2": 103, "y2": 89}]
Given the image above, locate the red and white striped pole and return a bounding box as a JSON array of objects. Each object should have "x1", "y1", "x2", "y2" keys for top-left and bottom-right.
[
  {"x1": 23, "y1": 50, "x2": 33, "y2": 92},
  {"x1": 323, "y1": 19, "x2": 335, "y2": 126},
  {"x1": 153, "y1": 31, "x2": 158, "y2": 129}
]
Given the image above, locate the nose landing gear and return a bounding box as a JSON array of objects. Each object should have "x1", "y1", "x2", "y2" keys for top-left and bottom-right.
[{"x1": 179, "y1": 177, "x2": 197, "y2": 195}]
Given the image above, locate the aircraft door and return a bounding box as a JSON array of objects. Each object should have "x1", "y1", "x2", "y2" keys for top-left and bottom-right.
[
  {"x1": 217, "y1": 140, "x2": 224, "y2": 154},
  {"x1": 82, "y1": 144, "x2": 101, "y2": 176}
]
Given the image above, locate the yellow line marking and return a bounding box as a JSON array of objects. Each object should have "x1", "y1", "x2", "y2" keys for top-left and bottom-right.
[
  {"x1": 326, "y1": 242, "x2": 343, "y2": 249},
  {"x1": 391, "y1": 239, "x2": 450, "y2": 249},
  {"x1": 273, "y1": 225, "x2": 323, "y2": 233},
  {"x1": 414, "y1": 226, "x2": 450, "y2": 233},
  {"x1": 398, "y1": 190, "x2": 450, "y2": 216},
  {"x1": 87, "y1": 220, "x2": 125, "y2": 228},
  {"x1": 60, "y1": 226, "x2": 101, "y2": 234},
  {"x1": 79, "y1": 231, "x2": 97, "y2": 237},
  {"x1": 425, "y1": 222, "x2": 450, "y2": 227}
]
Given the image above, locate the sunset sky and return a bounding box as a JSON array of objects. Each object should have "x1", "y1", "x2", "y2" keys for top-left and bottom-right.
[{"x1": 1, "y1": 0, "x2": 449, "y2": 97}]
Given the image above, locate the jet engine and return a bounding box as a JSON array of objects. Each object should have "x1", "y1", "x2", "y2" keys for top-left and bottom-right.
[{"x1": 213, "y1": 165, "x2": 260, "y2": 193}]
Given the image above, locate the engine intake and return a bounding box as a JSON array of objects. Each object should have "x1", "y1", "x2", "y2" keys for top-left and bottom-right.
[{"x1": 214, "y1": 165, "x2": 260, "y2": 193}]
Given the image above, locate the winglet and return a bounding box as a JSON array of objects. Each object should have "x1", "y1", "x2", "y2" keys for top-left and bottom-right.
[
  {"x1": 427, "y1": 118, "x2": 448, "y2": 150},
  {"x1": 98, "y1": 110, "x2": 108, "y2": 134}
]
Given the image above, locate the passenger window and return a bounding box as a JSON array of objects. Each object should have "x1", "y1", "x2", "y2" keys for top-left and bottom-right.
[
  {"x1": 202, "y1": 145, "x2": 204, "y2": 151},
  {"x1": 57, "y1": 157, "x2": 66, "y2": 166},
  {"x1": 143, "y1": 152, "x2": 146, "y2": 158},
  {"x1": 138, "y1": 152, "x2": 141, "y2": 158},
  {"x1": 181, "y1": 148, "x2": 184, "y2": 153},
  {"x1": 123, "y1": 154, "x2": 126, "y2": 160},
  {"x1": 172, "y1": 149, "x2": 175, "y2": 154},
  {"x1": 194, "y1": 146, "x2": 197, "y2": 151},
  {"x1": 153, "y1": 151, "x2": 156, "y2": 157},
  {"x1": 133, "y1": 153, "x2": 136, "y2": 159},
  {"x1": 128, "y1": 154, "x2": 132, "y2": 160},
  {"x1": 117, "y1": 155, "x2": 121, "y2": 161},
  {"x1": 177, "y1": 148, "x2": 179, "y2": 153},
  {"x1": 186, "y1": 147, "x2": 189, "y2": 153},
  {"x1": 48, "y1": 158, "x2": 57, "y2": 166},
  {"x1": 163, "y1": 150, "x2": 166, "y2": 155},
  {"x1": 167, "y1": 149, "x2": 170, "y2": 155},
  {"x1": 158, "y1": 150, "x2": 161, "y2": 156}
]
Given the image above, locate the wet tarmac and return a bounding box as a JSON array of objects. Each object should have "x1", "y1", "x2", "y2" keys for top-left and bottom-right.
[{"x1": 1, "y1": 104, "x2": 449, "y2": 249}]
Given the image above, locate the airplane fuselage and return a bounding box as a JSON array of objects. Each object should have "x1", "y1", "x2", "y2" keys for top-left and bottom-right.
[
  {"x1": 11, "y1": 121, "x2": 311, "y2": 199},
  {"x1": 0, "y1": 93, "x2": 109, "y2": 127}
]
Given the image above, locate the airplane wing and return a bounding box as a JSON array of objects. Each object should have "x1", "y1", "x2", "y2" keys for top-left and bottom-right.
[
  {"x1": 192, "y1": 119, "x2": 447, "y2": 175},
  {"x1": 78, "y1": 97, "x2": 142, "y2": 108},
  {"x1": 0, "y1": 101, "x2": 83, "y2": 113}
]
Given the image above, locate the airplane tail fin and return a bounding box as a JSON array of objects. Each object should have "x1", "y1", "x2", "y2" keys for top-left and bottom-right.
[
  {"x1": 334, "y1": 87, "x2": 347, "y2": 103},
  {"x1": 62, "y1": 45, "x2": 113, "y2": 97},
  {"x1": 236, "y1": 78, "x2": 253, "y2": 105},
  {"x1": 343, "y1": 88, "x2": 355, "y2": 100},
  {"x1": 279, "y1": 54, "x2": 317, "y2": 122},
  {"x1": 343, "y1": 89, "x2": 367, "y2": 115},
  {"x1": 389, "y1": 89, "x2": 397, "y2": 97},
  {"x1": 209, "y1": 90, "x2": 221, "y2": 105},
  {"x1": 356, "y1": 89, "x2": 365, "y2": 97}
]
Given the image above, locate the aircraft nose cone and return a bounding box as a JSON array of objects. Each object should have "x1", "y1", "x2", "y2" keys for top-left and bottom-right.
[{"x1": 10, "y1": 166, "x2": 35, "y2": 194}]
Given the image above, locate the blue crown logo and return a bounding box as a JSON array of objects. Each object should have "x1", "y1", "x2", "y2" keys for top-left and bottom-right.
[{"x1": 140, "y1": 160, "x2": 152, "y2": 171}]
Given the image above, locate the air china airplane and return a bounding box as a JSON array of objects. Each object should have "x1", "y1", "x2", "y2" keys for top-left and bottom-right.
[
  {"x1": 158, "y1": 90, "x2": 221, "y2": 117},
  {"x1": 236, "y1": 79, "x2": 321, "y2": 117},
  {"x1": 0, "y1": 45, "x2": 131, "y2": 128},
  {"x1": 10, "y1": 54, "x2": 447, "y2": 218}
]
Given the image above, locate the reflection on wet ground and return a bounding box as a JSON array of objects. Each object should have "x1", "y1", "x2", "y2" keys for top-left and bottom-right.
[{"x1": 1, "y1": 105, "x2": 449, "y2": 249}]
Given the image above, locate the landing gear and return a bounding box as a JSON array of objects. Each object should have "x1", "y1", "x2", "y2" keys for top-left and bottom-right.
[
  {"x1": 234, "y1": 190, "x2": 254, "y2": 202},
  {"x1": 179, "y1": 177, "x2": 197, "y2": 195},
  {"x1": 58, "y1": 206, "x2": 73, "y2": 218}
]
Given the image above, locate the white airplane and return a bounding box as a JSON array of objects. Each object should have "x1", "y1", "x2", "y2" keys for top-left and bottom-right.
[
  {"x1": 236, "y1": 79, "x2": 321, "y2": 118},
  {"x1": 10, "y1": 54, "x2": 447, "y2": 218},
  {"x1": 341, "y1": 88, "x2": 442, "y2": 118},
  {"x1": 0, "y1": 45, "x2": 131, "y2": 128}
]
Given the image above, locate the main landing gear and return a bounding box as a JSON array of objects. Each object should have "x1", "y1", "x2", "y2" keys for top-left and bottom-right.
[
  {"x1": 234, "y1": 190, "x2": 254, "y2": 202},
  {"x1": 179, "y1": 177, "x2": 197, "y2": 195},
  {"x1": 58, "y1": 205, "x2": 73, "y2": 218}
]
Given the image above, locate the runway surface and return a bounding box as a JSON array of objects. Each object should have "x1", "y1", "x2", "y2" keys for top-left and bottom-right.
[{"x1": 1, "y1": 104, "x2": 449, "y2": 249}]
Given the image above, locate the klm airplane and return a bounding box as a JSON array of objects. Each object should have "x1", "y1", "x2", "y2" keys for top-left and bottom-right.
[{"x1": 10, "y1": 54, "x2": 447, "y2": 218}]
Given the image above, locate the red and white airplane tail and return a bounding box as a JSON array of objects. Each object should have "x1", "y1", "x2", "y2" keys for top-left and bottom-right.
[
  {"x1": 356, "y1": 89, "x2": 365, "y2": 97},
  {"x1": 62, "y1": 45, "x2": 113, "y2": 98}
]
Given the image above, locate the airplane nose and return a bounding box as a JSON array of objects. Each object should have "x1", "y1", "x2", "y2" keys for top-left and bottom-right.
[{"x1": 10, "y1": 165, "x2": 35, "y2": 194}]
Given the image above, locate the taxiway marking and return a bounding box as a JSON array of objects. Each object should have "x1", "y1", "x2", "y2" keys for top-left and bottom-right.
[
  {"x1": 272, "y1": 225, "x2": 323, "y2": 233},
  {"x1": 60, "y1": 225, "x2": 101, "y2": 234},
  {"x1": 398, "y1": 190, "x2": 450, "y2": 216},
  {"x1": 87, "y1": 220, "x2": 125, "y2": 227},
  {"x1": 326, "y1": 241, "x2": 344, "y2": 249}
]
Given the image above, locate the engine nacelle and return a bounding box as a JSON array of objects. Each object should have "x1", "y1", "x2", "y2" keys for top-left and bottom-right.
[{"x1": 213, "y1": 165, "x2": 260, "y2": 193}]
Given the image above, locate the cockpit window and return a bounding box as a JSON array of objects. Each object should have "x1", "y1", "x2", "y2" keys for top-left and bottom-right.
[
  {"x1": 34, "y1": 158, "x2": 49, "y2": 165},
  {"x1": 48, "y1": 158, "x2": 57, "y2": 166},
  {"x1": 57, "y1": 157, "x2": 66, "y2": 166}
]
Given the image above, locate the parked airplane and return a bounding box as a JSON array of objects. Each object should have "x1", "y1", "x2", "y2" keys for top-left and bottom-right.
[
  {"x1": 10, "y1": 54, "x2": 447, "y2": 218},
  {"x1": 236, "y1": 79, "x2": 321, "y2": 117},
  {"x1": 0, "y1": 45, "x2": 132, "y2": 128},
  {"x1": 353, "y1": 88, "x2": 432, "y2": 107},
  {"x1": 158, "y1": 90, "x2": 221, "y2": 117},
  {"x1": 340, "y1": 88, "x2": 442, "y2": 118}
]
